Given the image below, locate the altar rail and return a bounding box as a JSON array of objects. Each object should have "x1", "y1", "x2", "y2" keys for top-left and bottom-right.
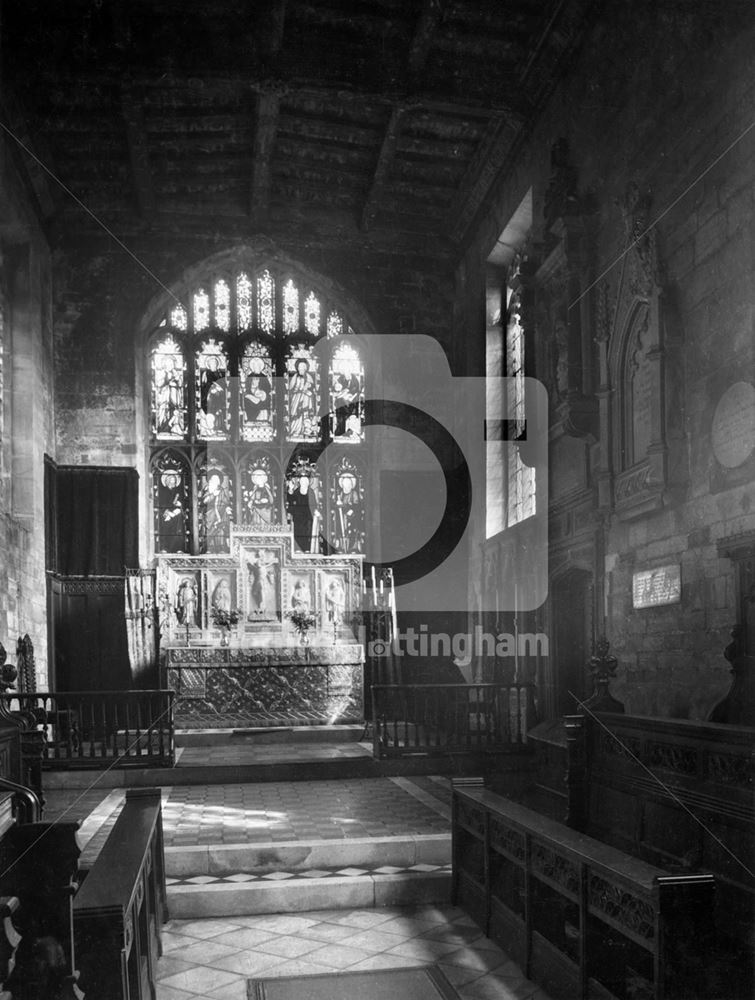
[
  {"x1": 1, "y1": 690, "x2": 175, "y2": 769},
  {"x1": 371, "y1": 683, "x2": 535, "y2": 758}
]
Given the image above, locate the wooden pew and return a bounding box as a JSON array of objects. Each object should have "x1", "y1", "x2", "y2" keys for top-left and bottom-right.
[
  {"x1": 73, "y1": 788, "x2": 168, "y2": 1000},
  {"x1": 0, "y1": 813, "x2": 82, "y2": 999},
  {"x1": 453, "y1": 778, "x2": 715, "y2": 1000}
]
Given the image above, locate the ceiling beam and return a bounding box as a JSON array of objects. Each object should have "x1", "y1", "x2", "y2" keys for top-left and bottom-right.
[
  {"x1": 361, "y1": 107, "x2": 404, "y2": 232},
  {"x1": 120, "y1": 86, "x2": 156, "y2": 218},
  {"x1": 408, "y1": 0, "x2": 443, "y2": 80},
  {"x1": 249, "y1": 91, "x2": 280, "y2": 225},
  {"x1": 41, "y1": 71, "x2": 517, "y2": 122},
  {"x1": 448, "y1": 117, "x2": 518, "y2": 245}
]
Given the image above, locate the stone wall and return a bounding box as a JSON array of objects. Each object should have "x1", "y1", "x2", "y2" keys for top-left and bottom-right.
[
  {"x1": 0, "y1": 144, "x2": 55, "y2": 685},
  {"x1": 461, "y1": 0, "x2": 755, "y2": 719}
]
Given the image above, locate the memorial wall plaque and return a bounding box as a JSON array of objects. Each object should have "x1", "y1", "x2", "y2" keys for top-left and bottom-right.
[
  {"x1": 632, "y1": 564, "x2": 681, "y2": 608},
  {"x1": 711, "y1": 381, "x2": 755, "y2": 469}
]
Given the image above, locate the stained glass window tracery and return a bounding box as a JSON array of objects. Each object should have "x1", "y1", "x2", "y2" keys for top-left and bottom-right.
[
  {"x1": 327, "y1": 311, "x2": 343, "y2": 339},
  {"x1": 304, "y1": 292, "x2": 320, "y2": 336},
  {"x1": 193, "y1": 288, "x2": 210, "y2": 332},
  {"x1": 237, "y1": 273, "x2": 252, "y2": 332},
  {"x1": 282, "y1": 279, "x2": 299, "y2": 336},
  {"x1": 214, "y1": 279, "x2": 230, "y2": 332},
  {"x1": 257, "y1": 270, "x2": 275, "y2": 334},
  {"x1": 149, "y1": 266, "x2": 367, "y2": 555},
  {"x1": 170, "y1": 303, "x2": 188, "y2": 331}
]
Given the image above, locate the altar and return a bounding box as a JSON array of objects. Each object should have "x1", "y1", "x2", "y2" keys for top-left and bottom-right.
[{"x1": 157, "y1": 526, "x2": 365, "y2": 729}]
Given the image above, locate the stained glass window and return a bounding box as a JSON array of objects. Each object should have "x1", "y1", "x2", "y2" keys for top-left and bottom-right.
[
  {"x1": 195, "y1": 340, "x2": 230, "y2": 439},
  {"x1": 257, "y1": 270, "x2": 275, "y2": 334},
  {"x1": 326, "y1": 311, "x2": 343, "y2": 339},
  {"x1": 170, "y1": 303, "x2": 188, "y2": 331},
  {"x1": 193, "y1": 288, "x2": 210, "y2": 332},
  {"x1": 304, "y1": 292, "x2": 320, "y2": 337},
  {"x1": 197, "y1": 456, "x2": 234, "y2": 553},
  {"x1": 329, "y1": 457, "x2": 365, "y2": 554},
  {"x1": 239, "y1": 344, "x2": 274, "y2": 442},
  {"x1": 242, "y1": 454, "x2": 279, "y2": 526},
  {"x1": 237, "y1": 273, "x2": 252, "y2": 332},
  {"x1": 282, "y1": 279, "x2": 299, "y2": 336},
  {"x1": 214, "y1": 279, "x2": 230, "y2": 332},
  {"x1": 152, "y1": 451, "x2": 191, "y2": 552},
  {"x1": 285, "y1": 347, "x2": 320, "y2": 442},
  {"x1": 152, "y1": 335, "x2": 186, "y2": 439},
  {"x1": 329, "y1": 343, "x2": 364, "y2": 443},
  {"x1": 505, "y1": 287, "x2": 536, "y2": 526},
  {"x1": 285, "y1": 456, "x2": 323, "y2": 553},
  {"x1": 149, "y1": 265, "x2": 368, "y2": 555}
]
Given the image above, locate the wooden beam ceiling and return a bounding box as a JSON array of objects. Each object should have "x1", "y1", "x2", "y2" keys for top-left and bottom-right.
[
  {"x1": 249, "y1": 93, "x2": 280, "y2": 226},
  {"x1": 361, "y1": 107, "x2": 405, "y2": 231}
]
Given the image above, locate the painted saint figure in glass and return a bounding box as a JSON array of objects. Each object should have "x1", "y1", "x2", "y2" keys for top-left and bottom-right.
[
  {"x1": 200, "y1": 469, "x2": 233, "y2": 552},
  {"x1": 245, "y1": 465, "x2": 276, "y2": 525},
  {"x1": 287, "y1": 356, "x2": 318, "y2": 441}
]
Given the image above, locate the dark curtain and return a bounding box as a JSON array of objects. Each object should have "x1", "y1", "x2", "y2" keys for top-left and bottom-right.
[{"x1": 48, "y1": 463, "x2": 138, "y2": 577}]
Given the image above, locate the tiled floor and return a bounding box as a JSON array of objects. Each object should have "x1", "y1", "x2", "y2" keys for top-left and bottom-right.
[
  {"x1": 156, "y1": 904, "x2": 552, "y2": 1000},
  {"x1": 44, "y1": 775, "x2": 451, "y2": 849},
  {"x1": 164, "y1": 776, "x2": 450, "y2": 845}
]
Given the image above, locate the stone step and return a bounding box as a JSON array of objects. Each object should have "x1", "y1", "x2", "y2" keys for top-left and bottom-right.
[
  {"x1": 167, "y1": 866, "x2": 452, "y2": 919},
  {"x1": 175, "y1": 724, "x2": 366, "y2": 747},
  {"x1": 165, "y1": 833, "x2": 451, "y2": 880}
]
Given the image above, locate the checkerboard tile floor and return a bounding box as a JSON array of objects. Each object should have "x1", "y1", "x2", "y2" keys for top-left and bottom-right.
[
  {"x1": 156, "y1": 904, "x2": 554, "y2": 1000},
  {"x1": 168, "y1": 862, "x2": 453, "y2": 886}
]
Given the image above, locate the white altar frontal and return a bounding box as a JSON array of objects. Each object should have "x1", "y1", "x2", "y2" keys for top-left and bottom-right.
[{"x1": 156, "y1": 526, "x2": 365, "y2": 729}]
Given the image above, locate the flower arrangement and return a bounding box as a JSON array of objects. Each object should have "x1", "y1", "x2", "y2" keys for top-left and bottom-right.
[
  {"x1": 286, "y1": 607, "x2": 317, "y2": 635},
  {"x1": 210, "y1": 606, "x2": 242, "y2": 629}
]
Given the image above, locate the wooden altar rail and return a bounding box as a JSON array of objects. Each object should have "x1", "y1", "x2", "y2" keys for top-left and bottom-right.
[
  {"x1": 371, "y1": 683, "x2": 535, "y2": 759},
  {"x1": 1, "y1": 691, "x2": 175, "y2": 769}
]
